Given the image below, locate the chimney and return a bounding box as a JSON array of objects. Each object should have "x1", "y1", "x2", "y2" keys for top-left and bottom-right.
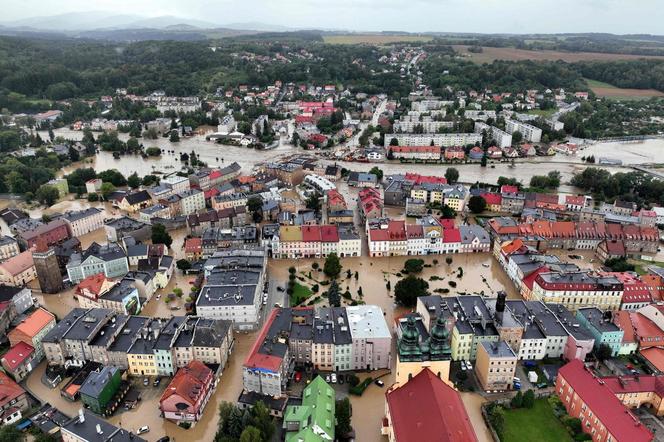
[{"x1": 496, "y1": 291, "x2": 506, "y2": 313}]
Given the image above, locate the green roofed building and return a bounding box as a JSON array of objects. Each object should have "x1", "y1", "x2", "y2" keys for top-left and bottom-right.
[{"x1": 283, "y1": 375, "x2": 335, "y2": 442}]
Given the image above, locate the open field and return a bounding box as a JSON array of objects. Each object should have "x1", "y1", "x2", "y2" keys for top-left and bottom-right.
[
  {"x1": 453, "y1": 45, "x2": 664, "y2": 63},
  {"x1": 585, "y1": 78, "x2": 664, "y2": 99},
  {"x1": 502, "y1": 399, "x2": 573, "y2": 442},
  {"x1": 324, "y1": 34, "x2": 433, "y2": 45}
]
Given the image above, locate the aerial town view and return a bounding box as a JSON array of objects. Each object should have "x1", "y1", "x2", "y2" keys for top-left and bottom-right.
[{"x1": 2, "y1": 1, "x2": 664, "y2": 442}]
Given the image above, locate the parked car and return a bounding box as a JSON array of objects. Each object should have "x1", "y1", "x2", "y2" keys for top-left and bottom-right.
[
  {"x1": 331, "y1": 373, "x2": 337, "y2": 384},
  {"x1": 277, "y1": 286, "x2": 285, "y2": 292},
  {"x1": 513, "y1": 382, "x2": 522, "y2": 390},
  {"x1": 137, "y1": 426, "x2": 150, "y2": 435},
  {"x1": 374, "y1": 379, "x2": 384, "y2": 387},
  {"x1": 465, "y1": 361, "x2": 473, "y2": 370},
  {"x1": 153, "y1": 378, "x2": 161, "y2": 387},
  {"x1": 338, "y1": 375, "x2": 344, "y2": 385},
  {"x1": 294, "y1": 372, "x2": 302, "y2": 383},
  {"x1": 142, "y1": 378, "x2": 149, "y2": 387},
  {"x1": 325, "y1": 374, "x2": 331, "y2": 383},
  {"x1": 460, "y1": 361, "x2": 467, "y2": 371},
  {"x1": 536, "y1": 382, "x2": 548, "y2": 389}
]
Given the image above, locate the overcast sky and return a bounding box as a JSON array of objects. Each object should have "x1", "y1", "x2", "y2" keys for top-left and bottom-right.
[{"x1": 2, "y1": 0, "x2": 663, "y2": 34}]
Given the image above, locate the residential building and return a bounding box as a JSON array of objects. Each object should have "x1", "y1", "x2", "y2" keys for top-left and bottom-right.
[
  {"x1": 0, "y1": 371, "x2": 30, "y2": 425},
  {"x1": 104, "y1": 217, "x2": 151, "y2": 243},
  {"x1": 179, "y1": 189, "x2": 205, "y2": 216},
  {"x1": 347, "y1": 305, "x2": 392, "y2": 370},
  {"x1": 283, "y1": 376, "x2": 335, "y2": 442},
  {"x1": 159, "y1": 360, "x2": 215, "y2": 426},
  {"x1": 531, "y1": 272, "x2": 624, "y2": 312},
  {"x1": 18, "y1": 219, "x2": 71, "y2": 250},
  {"x1": 61, "y1": 409, "x2": 144, "y2": 442},
  {"x1": 556, "y1": 359, "x2": 653, "y2": 442},
  {"x1": 0, "y1": 285, "x2": 33, "y2": 316},
  {"x1": 385, "y1": 133, "x2": 482, "y2": 148},
  {"x1": 66, "y1": 242, "x2": 129, "y2": 283},
  {"x1": 506, "y1": 119, "x2": 542, "y2": 143},
  {"x1": 0, "y1": 250, "x2": 36, "y2": 287},
  {"x1": 63, "y1": 208, "x2": 104, "y2": 237},
  {"x1": 0, "y1": 236, "x2": 19, "y2": 261},
  {"x1": 8, "y1": 307, "x2": 56, "y2": 361},
  {"x1": 79, "y1": 366, "x2": 123, "y2": 415},
  {"x1": 475, "y1": 340, "x2": 517, "y2": 391},
  {"x1": 85, "y1": 179, "x2": 102, "y2": 194},
  {"x1": 382, "y1": 368, "x2": 478, "y2": 442},
  {"x1": 118, "y1": 191, "x2": 153, "y2": 213},
  {"x1": 474, "y1": 122, "x2": 512, "y2": 148},
  {"x1": 576, "y1": 308, "x2": 624, "y2": 357},
  {"x1": 1, "y1": 341, "x2": 35, "y2": 381}
]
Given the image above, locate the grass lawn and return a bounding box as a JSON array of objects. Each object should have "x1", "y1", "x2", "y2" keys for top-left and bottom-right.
[
  {"x1": 502, "y1": 399, "x2": 573, "y2": 442},
  {"x1": 290, "y1": 282, "x2": 312, "y2": 306},
  {"x1": 525, "y1": 108, "x2": 556, "y2": 118}
]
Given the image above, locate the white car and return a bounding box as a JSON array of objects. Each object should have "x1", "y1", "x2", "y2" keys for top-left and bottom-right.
[
  {"x1": 325, "y1": 374, "x2": 331, "y2": 383},
  {"x1": 460, "y1": 362, "x2": 467, "y2": 371},
  {"x1": 137, "y1": 426, "x2": 150, "y2": 435},
  {"x1": 331, "y1": 373, "x2": 337, "y2": 383},
  {"x1": 465, "y1": 361, "x2": 473, "y2": 370}
]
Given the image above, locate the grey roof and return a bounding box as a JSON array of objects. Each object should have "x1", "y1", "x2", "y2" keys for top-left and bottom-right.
[
  {"x1": 154, "y1": 316, "x2": 187, "y2": 351},
  {"x1": 0, "y1": 235, "x2": 18, "y2": 246},
  {"x1": 43, "y1": 308, "x2": 115, "y2": 343},
  {"x1": 63, "y1": 208, "x2": 101, "y2": 223},
  {"x1": 192, "y1": 318, "x2": 232, "y2": 347},
  {"x1": 62, "y1": 410, "x2": 144, "y2": 442},
  {"x1": 123, "y1": 190, "x2": 151, "y2": 205},
  {"x1": 79, "y1": 366, "x2": 120, "y2": 399},
  {"x1": 198, "y1": 284, "x2": 258, "y2": 307},
  {"x1": 140, "y1": 204, "x2": 168, "y2": 215},
  {"x1": 108, "y1": 316, "x2": 150, "y2": 353},
  {"x1": 89, "y1": 315, "x2": 130, "y2": 348},
  {"x1": 0, "y1": 285, "x2": 27, "y2": 302},
  {"x1": 547, "y1": 303, "x2": 595, "y2": 341},
  {"x1": 578, "y1": 307, "x2": 622, "y2": 333},
  {"x1": 105, "y1": 216, "x2": 148, "y2": 231},
  {"x1": 481, "y1": 340, "x2": 516, "y2": 358},
  {"x1": 102, "y1": 280, "x2": 137, "y2": 303},
  {"x1": 126, "y1": 244, "x2": 148, "y2": 258},
  {"x1": 459, "y1": 225, "x2": 490, "y2": 244}
]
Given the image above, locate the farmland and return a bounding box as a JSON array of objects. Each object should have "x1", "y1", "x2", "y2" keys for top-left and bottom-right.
[
  {"x1": 585, "y1": 78, "x2": 664, "y2": 99},
  {"x1": 323, "y1": 34, "x2": 433, "y2": 45},
  {"x1": 453, "y1": 45, "x2": 664, "y2": 64}
]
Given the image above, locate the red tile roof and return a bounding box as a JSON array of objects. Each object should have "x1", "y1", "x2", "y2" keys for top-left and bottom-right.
[
  {"x1": 385, "y1": 368, "x2": 478, "y2": 442},
  {"x1": 1, "y1": 342, "x2": 34, "y2": 371},
  {"x1": 558, "y1": 360, "x2": 653, "y2": 442},
  {"x1": 390, "y1": 145, "x2": 441, "y2": 154},
  {"x1": 160, "y1": 360, "x2": 213, "y2": 408},
  {"x1": 301, "y1": 225, "x2": 321, "y2": 242},
  {"x1": 320, "y1": 225, "x2": 339, "y2": 243},
  {"x1": 613, "y1": 311, "x2": 637, "y2": 344},
  {"x1": 404, "y1": 173, "x2": 447, "y2": 185},
  {"x1": 0, "y1": 371, "x2": 25, "y2": 408},
  {"x1": 443, "y1": 228, "x2": 461, "y2": 243},
  {"x1": 640, "y1": 347, "x2": 664, "y2": 372},
  {"x1": 244, "y1": 309, "x2": 284, "y2": 373},
  {"x1": 76, "y1": 273, "x2": 109, "y2": 297},
  {"x1": 480, "y1": 193, "x2": 501, "y2": 206},
  {"x1": 500, "y1": 185, "x2": 519, "y2": 194},
  {"x1": 9, "y1": 308, "x2": 55, "y2": 339},
  {"x1": 185, "y1": 238, "x2": 202, "y2": 253},
  {"x1": 0, "y1": 250, "x2": 34, "y2": 276}
]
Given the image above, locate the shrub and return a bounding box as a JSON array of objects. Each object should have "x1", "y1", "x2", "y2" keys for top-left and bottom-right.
[
  {"x1": 311, "y1": 284, "x2": 319, "y2": 293},
  {"x1": 288, "y1": 266, "x2": 296, "y2": 274},
  {"x1": 448, "y1": 281, "x2": 457, "y2": 288},
  {"x1": 522, "y1": 389, "x2": 535, "y2": 408},
  {"x1": 349, "y1": 377, "x2": 373, "y2": 396},
  {"x1": 312, "y1": 262, "x2": 319, "y2": 270}
]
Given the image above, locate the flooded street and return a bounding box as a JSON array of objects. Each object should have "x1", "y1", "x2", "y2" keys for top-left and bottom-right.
[{"x1": 41, "y1": 128, "x2": 664, "y2": 194}]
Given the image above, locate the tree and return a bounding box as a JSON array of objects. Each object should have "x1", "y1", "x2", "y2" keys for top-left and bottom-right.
[
  {"x1": 324, "y1": 253, "x2": 342, "y2": 279},
  {"x1": 369, "y1": 166, "x2": 384, "y2": 181},
  {"x1": 403, "y1": 258, "x2": 425, "y2": 274},
  {"x1": 305, "y1": 193, "x2": 321, "y2": 212},
  {"x1": 512, "y1": 130, "x2": 523, "y2": 144},
  {"x1": 335, "y1": 398, "x2": 353, "y2": 437},
  {"x1": 145, "y1": 147, "x2": 161, "y2": 156},
  {"x1": 440, "y1": 204, "x2": 456, "y2": 219},
  {"x1": 468, "y1": 195, "x2": 487, "y2": 214},
  {"x1": 238, "y1": 424, "x2": 261, "y2": 441},
  {"x1": 596, "y1": 343, "x2": 613, "y2": 361},
  {"x1": 170, "y1": 130, "x2": 180, "y2": 142},
  {"x1": 247, "y1": 196, "x2": 264, "y2": 223},
  {"x1": 127, "y1": 172, "x2": 141, "y2": 189},
  {"x1": 68, "y1": 145, "x2": 80, "y2": 162},
  {"x1": 389, "y1": 137, "x2": 399, "y2": 146},
  {"x1": 488, "y1": 405, "x2": 505, "y2": 436},
  {"x1": 247, "y1": 401, "x2": 274, "y2": 441},
  {"x1": 522, "y1": 389, "x2": 535, "y2": 408},
  {"x1": 394, "y1": 275, "x2": 429, "y2": 307},
  {"x1": 100, "y1": 182, "x2": 115, "y2": 199},
  {"x1": 0, "y1": 425, "x2": 25, "y2": 442},
  {"x1": 151, "y1": 223, "x2": 173, "y2": 248},
  {"x1": 48, "y1": 127, "x2": 55, "y2": 141},
  {"x1": 177, "y1": 259, "x2": 192, "y2": 271},
  {"x1": 480, "y1": 154, "x2": 487, "y2": 167},
  {"x1": 445, "y1": 167, "x2": 459, "y2": 184},
  {"x1": 446, "y1": 256, "x2": 453, "y2": 265},
  {"x1": 126, "y1": 137, "x2": 140, "y2": 152},
  {"x1": 35, "y1": 184, "x2": 60, "y2": 206},
  {"x1": 511, "y1": 391, "x2": 524, "y2": 408},
  {"x1": 327, "y1": 279, "x2": 341, "y2": 307},
  {"x1": 604, "y1": 258, "x2": 635, "y2": 272}
]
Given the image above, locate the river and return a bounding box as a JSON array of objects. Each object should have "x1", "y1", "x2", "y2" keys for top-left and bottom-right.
[{"x1": 40, "y1": 128, "x2": 664, "y2": 192}]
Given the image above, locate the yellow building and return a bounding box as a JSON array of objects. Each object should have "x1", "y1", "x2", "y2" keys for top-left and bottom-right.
[
  {"x1": 127, "y1": 339, "x2": 157, "y2": 377},
  {"x1": 475, "y1": 341, "x2": 517, "y2": 391},
  {"x1": 604, "y1": 375, "x2": 664, "y2": 416}
]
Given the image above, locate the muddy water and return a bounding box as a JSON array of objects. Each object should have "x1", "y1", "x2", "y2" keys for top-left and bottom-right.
[
  {"x1": 269, "y1": 253, "x2": 510, "y2": 442},
  {"x1": 45, "y1": 128, "x2": 297, "y2": 177}
]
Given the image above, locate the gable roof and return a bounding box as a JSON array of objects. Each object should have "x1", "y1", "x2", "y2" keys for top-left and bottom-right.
[
  {"x1": 386, "y1": 368, "x2": 477, "y2": 442},
  {"x1": 9, "y1": 307, "x2": 55, "y2": 338}
]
